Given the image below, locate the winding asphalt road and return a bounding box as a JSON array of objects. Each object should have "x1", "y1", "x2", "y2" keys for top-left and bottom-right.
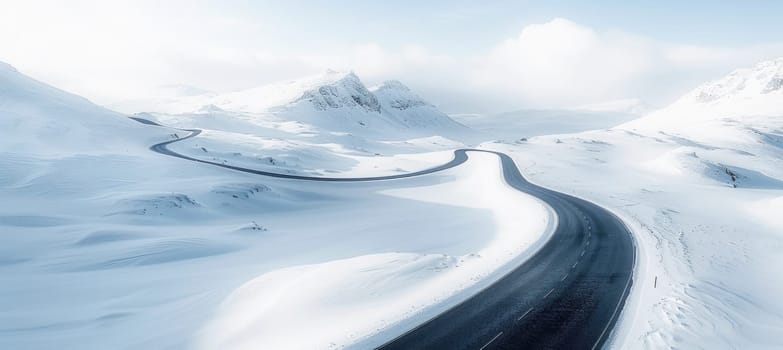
[{"x1": 132, "y1": 117, "x2": 636, "y2": 349}]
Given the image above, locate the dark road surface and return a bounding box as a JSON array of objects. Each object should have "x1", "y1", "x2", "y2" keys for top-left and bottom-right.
[
  {"x1": 135, "y1": 118, "x2": 636, "y2": 349},
  {"x1": 379, "y1": 151, "x2": 635, "y2": 350}
]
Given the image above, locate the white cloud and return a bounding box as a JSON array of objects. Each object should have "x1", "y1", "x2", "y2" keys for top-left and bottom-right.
[
  {"x1": 471, "y1": 18, "x2": 657, "y2": 108},
  {"x1": 304, "y1": 19, "x2": 783, "y2": 112},
  {"x1": 462, "y1": 18, "x2": 783, "y2": 111}
]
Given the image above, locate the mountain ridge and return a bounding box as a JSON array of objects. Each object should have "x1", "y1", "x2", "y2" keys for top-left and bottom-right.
[
  {"x1": 620, "y1": 56, "x2": 783, "y2": 133},
  {"x1": 119, "y1": 70, "x2": 468, "y2": 139}
]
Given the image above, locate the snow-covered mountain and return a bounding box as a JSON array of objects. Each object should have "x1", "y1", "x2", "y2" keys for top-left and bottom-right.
[
  {"x1": 370, "y1": 80, "x2": 464, "y2": 130},
  {"x1": 480, "y1": 56, "x2": 783, "y2": 350},
  {"x1": 617, "y1": 56, "x2": 783, "y2": 187},
  {"x1": 283, "y1": 72, "x2": 467, "y2": 137},
  {"x1": 0, "y1": 62, "x2": 541, "y2": 350},
  {"x1": 116, "y1": 70, "x2": 468, "y2": 139},
  {"x1": 0, "y1": 61, "x2": 163, "y2": 154},
  {"x1": 4, "y1": 49, "x2": 783, "y2": 350},
  {"x1": 622, "y1": 57, "x2": 783, "y2": 133}
]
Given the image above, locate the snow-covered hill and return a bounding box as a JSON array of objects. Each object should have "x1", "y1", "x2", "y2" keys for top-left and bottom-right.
[
  {"x1": 482, "y1": 57, "x2": 783, "y2": 349},
  {"x1": 5, "y1": 47, "x2": 783, "y2": 350},
  {"x1": 0, "y1": 62, "x2": 165, "y2": 154},
  {"x1": 272, "y1": 71, "x2": 467, "y2": 138},
  {"x1": 123, "y1": 71, "x2": 473, "y2": 177},
  {"x1": 370, "y1": 79, "x2": 466, "y2": 131},
  {"x1": 115, "y1": 70, "x2": 468, "y2": 140},
  {"x1": 0, "y1": 60, "x2": 551, "y2": 350},
  {"x1": 623, "y1": 57, "x2": 783, "y2": 133}
]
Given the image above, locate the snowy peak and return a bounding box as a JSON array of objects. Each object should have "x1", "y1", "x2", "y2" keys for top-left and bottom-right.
[
  {"x1": 372, "y1": 80, "x2": 430, "y2": 111},
  {"x1": 109, "y1": 68, "x2": 468, "y2": 139},
  {"x1": 284, "y1": 72, "x2": 465, "y2": 135},
  {"x1": 687, "y1": 57, "x2": 783, "y2": 103},
  {"x1": 621, "y1": 56, "x2": 783, "y2": 133},
  {"x1": 374, "y1": 80, "x2": 410, "y2": 92},
  {"x1": 293, "y1": 71, "x2": 381, "y2": 113}
]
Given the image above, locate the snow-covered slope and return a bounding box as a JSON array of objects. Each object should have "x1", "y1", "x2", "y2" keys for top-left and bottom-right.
[
  {"x1": 623, "y1": 57, "x2": 783, "y2": 133},
  {"x1": 0, "y1": 62, "x2": 164, "y2": 155},
  {"x1": 370, "y1": 80, "x2": 466, "y2": 131},
  {"x1": 196, "y1": 153, "x2": 552, "y2": 350},
  {"x1": 124, "y1": 71, "x2": 473, "y2": 178},
  {"x1": 282, "y1": 72, "x2": 468, "y2": 138},
  {"x1": 115, "y1": 71, "x2": 468, "y2": 140},
  {"x1": 481, "y1": 57, "x2": 783, "y2": 349},
  {"x1": 275, "y1": 72, "x2": 468, "y2": 138},
  {"x1": 0, "y1": 62, "x2": 552, "y2": 350}
]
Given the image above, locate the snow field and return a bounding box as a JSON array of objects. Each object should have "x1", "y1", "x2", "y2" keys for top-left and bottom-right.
[{"x1": 196, "y1": 152, "x2": 554, "y2": 349}]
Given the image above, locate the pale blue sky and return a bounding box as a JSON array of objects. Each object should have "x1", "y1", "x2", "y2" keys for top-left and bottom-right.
[
  {"x1": 222, "y1": 0, "x2": 783, "y2": 50},
  {"x1": 1, "y1": 0, "x2": 782, "y2": 112}
]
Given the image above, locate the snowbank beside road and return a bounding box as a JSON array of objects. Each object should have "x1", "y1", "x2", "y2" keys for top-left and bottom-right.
[
  {"x1": 196, "y1": 152, "x2": 553, "y2": 350},
  {"x1": 480, "y1": 56, "x2": 783, "y2": 349}
]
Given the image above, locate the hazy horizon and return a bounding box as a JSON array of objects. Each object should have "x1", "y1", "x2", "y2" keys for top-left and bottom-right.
[{"x1": 2, "y1": 0, "x2": 783, "y2": 113}]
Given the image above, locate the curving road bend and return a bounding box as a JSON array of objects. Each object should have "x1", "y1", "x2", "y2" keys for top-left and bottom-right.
[
  {"x1": 131, "y1": 116, "x2": 469, "y2": 182},
  {"x1": 133, "y1": 117, "x2": 636, "y2": 349},
  {"x1": 378, "y1": 152, "x2": 635, "y2": 350}
]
